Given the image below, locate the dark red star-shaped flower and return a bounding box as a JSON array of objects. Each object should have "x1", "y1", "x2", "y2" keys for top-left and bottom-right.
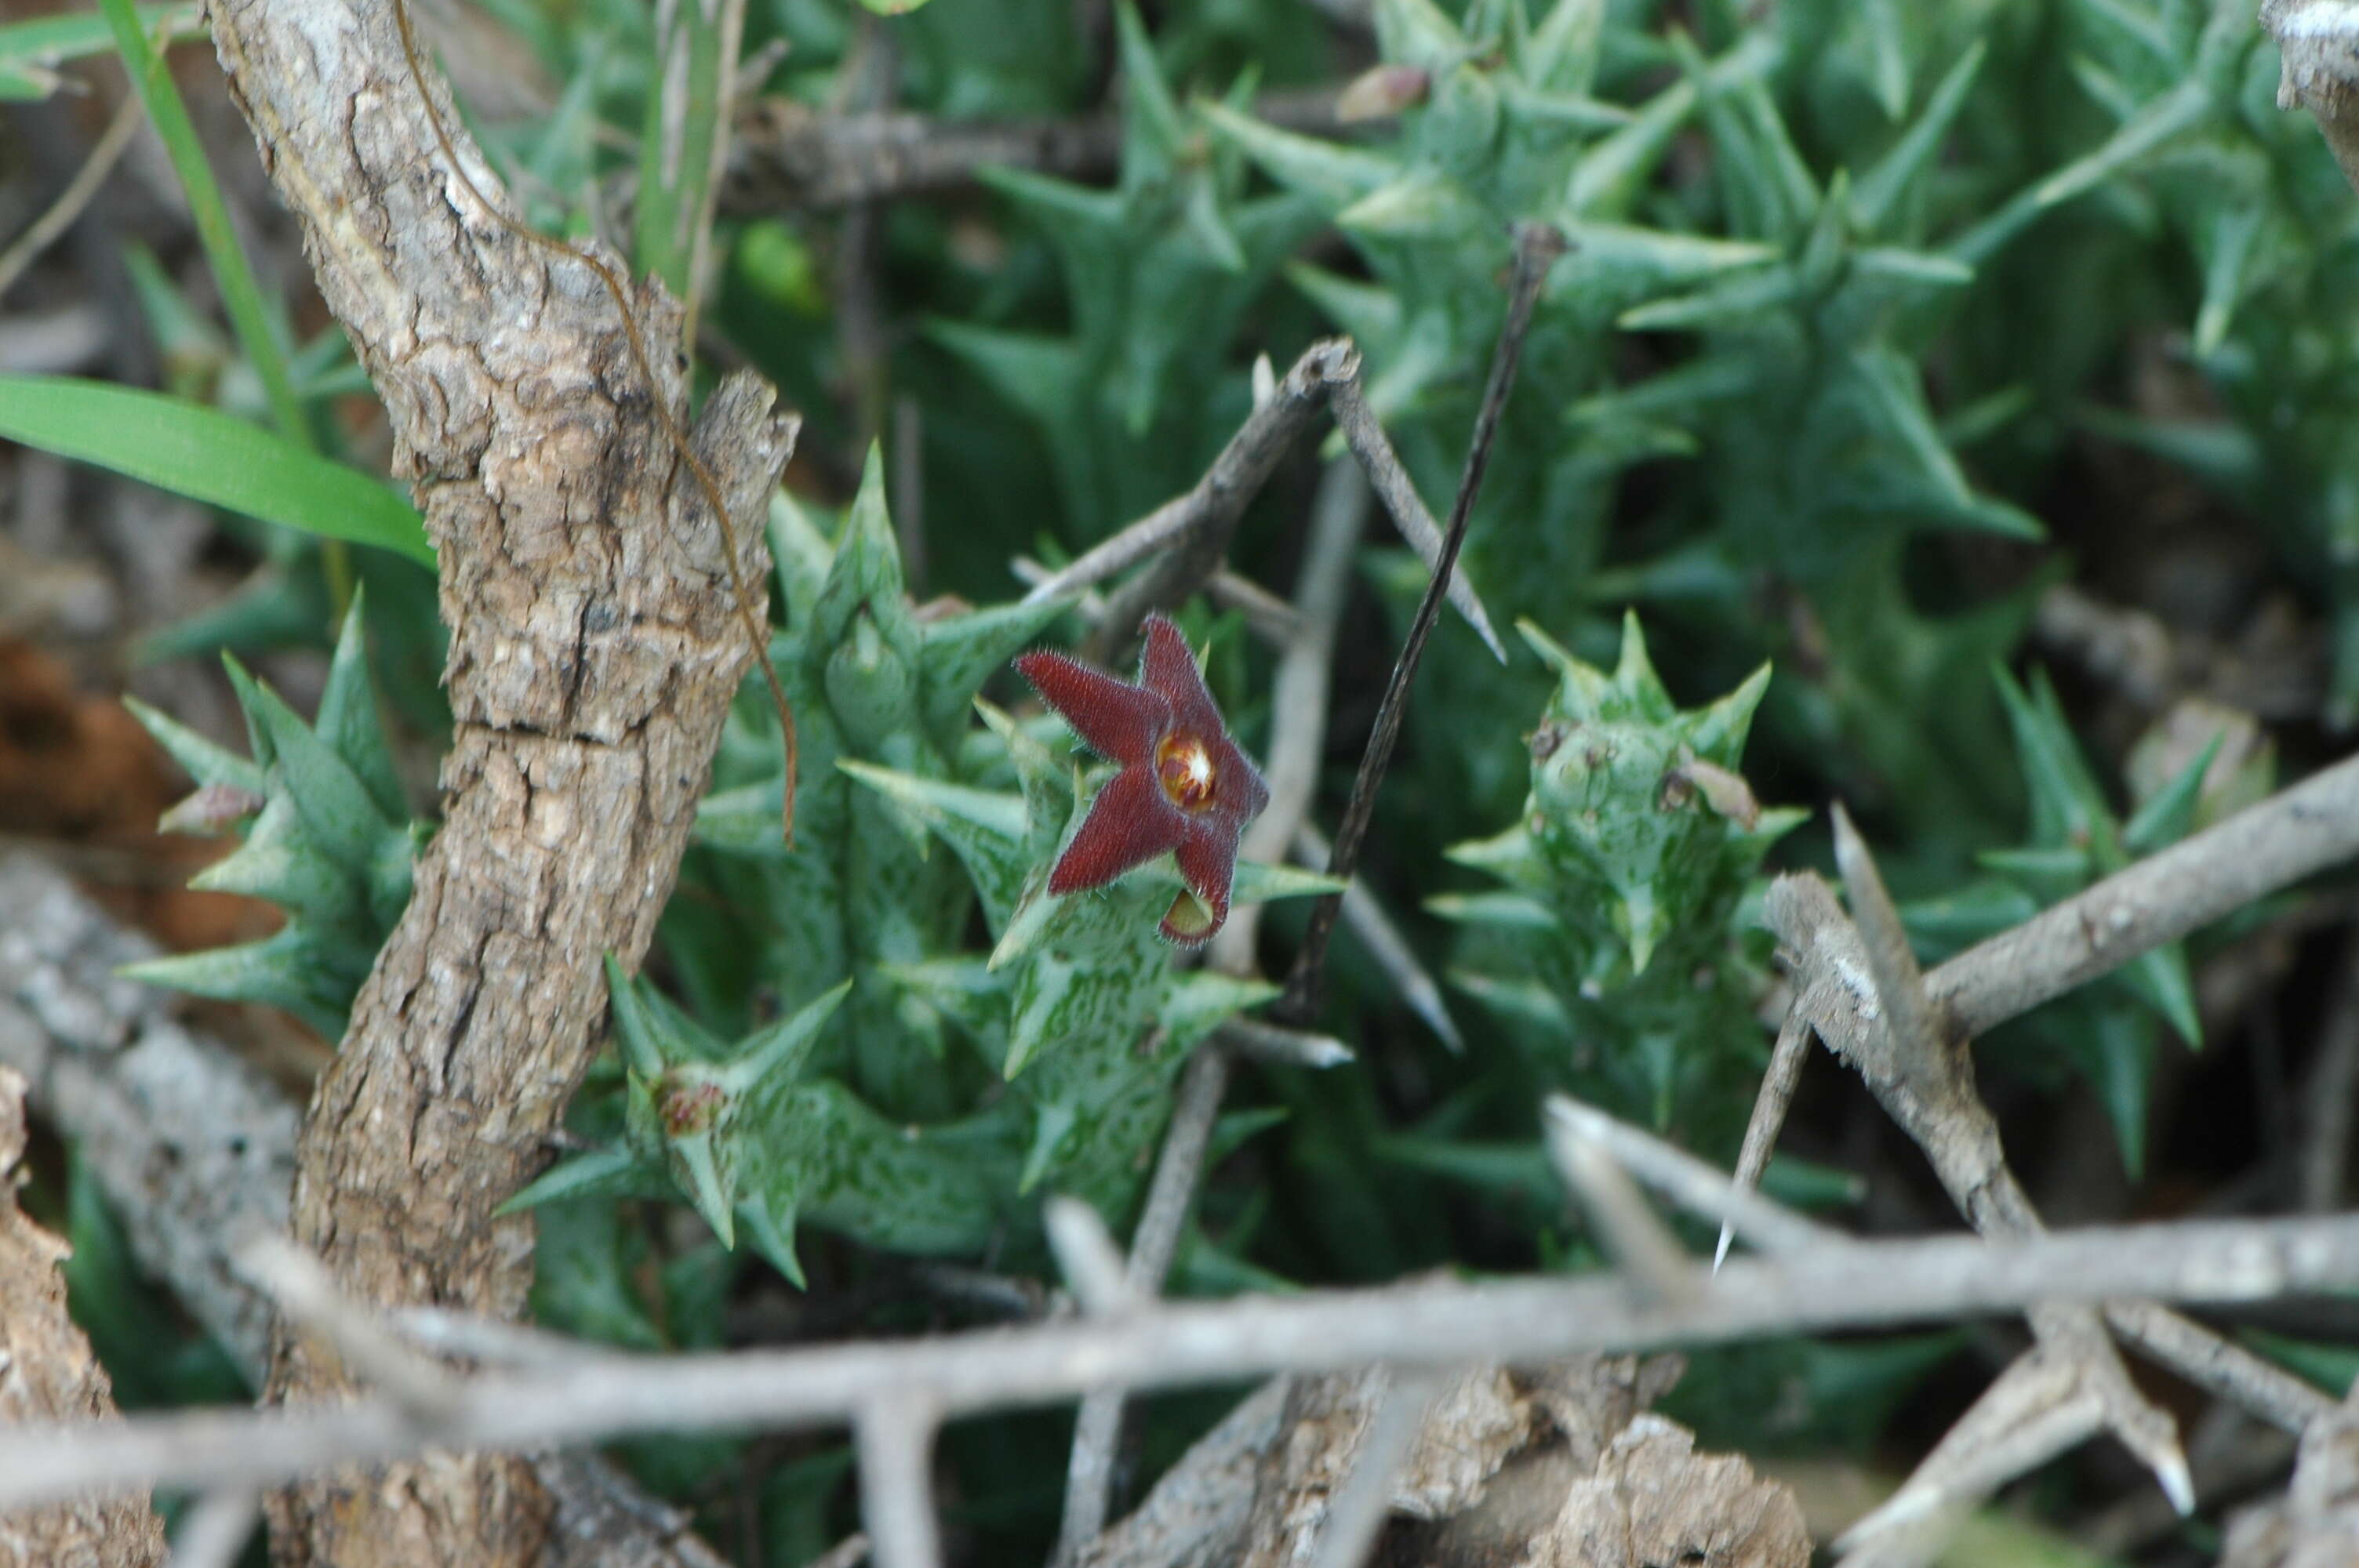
[{"x1": 1015, "y1": 614, "x2": 1271, "y2": 946}]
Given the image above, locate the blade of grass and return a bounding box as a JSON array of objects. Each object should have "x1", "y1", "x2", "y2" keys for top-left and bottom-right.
[
  {"x1": 0, "y1": 376, "x2": 433, "y2": 566},
  {"x1": 634, "y1": 0, "x2": 747, "y2": 350},
  {"x1": 0, "y1": 3, "x2": 200, "y2": 101},
  {"x1": 99, "y1": 0, "x2": 302, "y2": 444},
  {"x1": 97, "y1": 0, "x2": 354, "y2": 608}
]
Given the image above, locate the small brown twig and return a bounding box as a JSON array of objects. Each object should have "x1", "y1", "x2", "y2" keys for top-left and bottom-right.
[
  {"x1": 833, "y1": 13, "x2": 897, "y2": 452},
  {"x1": 720, "y1": 88, "x2": 1348, "y2": 213},
  {"x1": 0, "y1": 91, "x2": 148, "y2": 300},
  {"x1": 1325, "y1": 376, "x2": 1506, "y2": 661},
  {"x1": 1293, "y1": 822, "x2": 1463, "y2": 1052},
  {"x1": 1326, "y1": 375, "x2": 1504, "y2": 659},
  {"x1": 1054, "y1": 1046, "x2": 1234, "y2": 1560},
  {"x1": 1279, "y1": 220, "x2": 1566, "y2": 1023},
  {"x1": 1084, "y1": 343, "x2": 1358, "y2": 660},
  {"x1": 1717, "y1": 1012, "x2": 1811, "y2": 1269},
  {"x1": 1017, "y1": 339, "x2": 1501, "y2": 662},
  {"x1": 1210, "y1": 457, "x2": 1368, "y2": 972}
]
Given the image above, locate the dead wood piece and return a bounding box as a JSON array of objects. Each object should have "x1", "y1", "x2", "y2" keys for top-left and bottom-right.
[
  {"x1": 1230, "y1": 1357, "x2": 1751, "y2": 1568},
  {"x1": 2263, "y1": 1, "x2": 2359, "y2": 193},
  {"x1": 0, "y1": 1065, "x2": 167, "y2": 1568},
  {"x1": 1081, "y1": 1362, "x2": 1680, "y2": 1568},
  {"x1": 0, "y1": 853, "x2": 297, "y2": 1370},
  {"x1": 1521, "y1": 1415, "x2": 1808, "y2": 1568},
  {"x1": 2222, "y1": 1406, "x2": 2359, "y2": 1568},
  {"x1": 0, "y1": 852, "x2": 741, "y2": 1568},
  {"x1": 1074, "y1": 1379, "x2": 1292, "y2": 1568},
  {"x1": 1238, "y1": 1367, "x2": 1538, "y2": 1566}
]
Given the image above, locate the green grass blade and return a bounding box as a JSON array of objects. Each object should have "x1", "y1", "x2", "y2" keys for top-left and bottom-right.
[
  {"x1": 0, "y1": 3, "x2": 199, "y2": 100},
  {"x1": 634, "y1": 0, "x2": 745, "y2": 344},
  {"x1": 97, "y1": 0, "x2": 307, "y2": 448},
  {"x1": 0, "y1": 376, "x2": 433, "y2": 565}
]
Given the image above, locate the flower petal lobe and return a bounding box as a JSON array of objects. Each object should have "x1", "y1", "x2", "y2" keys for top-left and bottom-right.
[
  {"x1": 1048, "y1": 765, "x2": 1187, "y2": 894},
  {"x1": 1015, "y1": 651, "x2": 1165, "y2": 766}
]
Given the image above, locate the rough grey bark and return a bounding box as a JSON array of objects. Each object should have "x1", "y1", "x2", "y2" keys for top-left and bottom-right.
[
  {"x1": 0, "y1": 852, "x2": 731, "y2": 1568},
  {"x1": 200, "y1": 2, "x2": 795, "y2": 1564},
  {"x1": 1077, "y1": 1358, "x2": 1804, "y2": 1568}
]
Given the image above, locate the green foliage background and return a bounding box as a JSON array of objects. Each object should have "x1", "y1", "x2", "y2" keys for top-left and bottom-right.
[{"x1": 17, "y1": 0, "x2": 2356, "y2": 1557}]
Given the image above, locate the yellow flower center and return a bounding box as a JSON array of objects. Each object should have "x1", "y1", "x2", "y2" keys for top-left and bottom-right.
[{"x1": 1158, "y1": 734, "x2": 1219, "y2": 811}]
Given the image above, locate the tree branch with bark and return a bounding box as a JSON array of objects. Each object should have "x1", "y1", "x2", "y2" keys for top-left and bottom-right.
[{"x1": 198, "y1": 2, "x2": 794, "y2": 1563}]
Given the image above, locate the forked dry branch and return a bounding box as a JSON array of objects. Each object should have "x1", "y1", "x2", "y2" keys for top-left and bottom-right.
[
  {"x1": 1020, "y1": 337, "x2": 1503, "y2": 662},
  {"x1": 1737, "y1": 767, "x2": 2359, "y2": 1563},
  {"x1": 6, "y1": 1197, "x2": 2359, "y2": 1503}
]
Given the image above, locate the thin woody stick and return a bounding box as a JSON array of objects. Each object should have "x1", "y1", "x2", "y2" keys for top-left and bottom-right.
[
  {"x1": 1279, "y1": 221, "x2": 1565, "y2": 1023},
  {"x1": 10, "y1": 1210, "x2": 2359, "y2": 1512}
]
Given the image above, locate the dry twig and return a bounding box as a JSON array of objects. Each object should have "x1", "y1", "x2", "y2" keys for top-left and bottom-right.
[
  {"x1": 0, "y1": 93, "x2": 148, "y2": 301},
  {"x1": 722, "y1": 89, "x2": 1345, "y2": 213},
  {"x1": 1755, "y1": 784, "x2": 2359, "y2": 1556},
  {"x1": 1928, "y1": 750, "x2": 2359, "y2": 1039},
  {"x1": 1718, "y1": 1012, "x2": 1811, "y2": 1269},
  {"x1": 1018, "y1": 339, "x2": 1500, "y2": 662},
  {"x1": 1053, "y1": 1046, "x2": 1233, "y2": 1559},
  {"x1": 1294, "y1": 822, "x2": 1462, "y2": 1052},
  {"x1": 9, "y1": 1209, "x2": 2359, "y2": 1515},
  {"x1": 1210, "y1": 457, "x2": 1368, "y2": 971},
  {"x1": 857, "y1": 1397, "x2": 944, "y2": 1568},
  {"x1": 1280, "y1": 220, "x2": 1565, "y2": 1021}
]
